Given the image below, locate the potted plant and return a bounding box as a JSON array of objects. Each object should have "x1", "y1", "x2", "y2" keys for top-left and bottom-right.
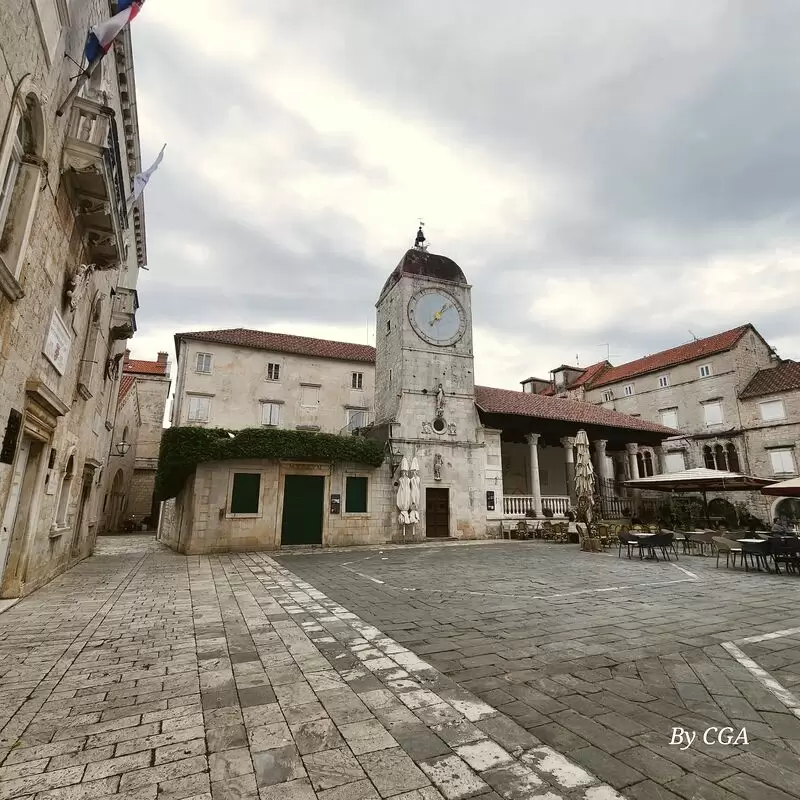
[
  {"x1": 542, "y1": 506, "x2": 554, "y2": 518},
  {"x1": 525, "y1": 508, "x2": 538, "y2": 519}
]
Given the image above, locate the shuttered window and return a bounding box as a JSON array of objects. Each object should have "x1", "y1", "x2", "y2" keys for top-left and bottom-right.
[
  {"x1": 230, "y1": 472, "x2": 261, "y2": 514},
  {"x1": 345, "y1": 476, "x2": 368, "y2": 513}
]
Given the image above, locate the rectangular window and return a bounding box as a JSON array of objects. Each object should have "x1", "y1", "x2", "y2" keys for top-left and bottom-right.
[
  {"x1": 301, "y1": 384, "x2": 320, "y2": 407},
  {"x1": 703, "y1": 400, "x2": 724, "y2": 426},
  {"x1": 658, "y1": 374, "x2": 670, "y2": 388},
  {"x1": 261, "y1": 402, "x2": 280, "y2": 426},
  {"x1": 346, "y1": 408, "x2": 368, "y2": 428},
  {"x1": 195, "y1": 352, "x2": 212, "y2": 373},
  {"x1": 623, "y1": 384, "x2": 635, "y2": 396},
  {"x1": 229, "y1": 472, "x2": 261, "y2": 514},
  {"x1": 759, "y1": 399, "x2": 786, "y2": 422},
  {"x1": 0, "y1": 128, "x2": 22, "y2": 236},
  {"x1": 345, "y1": 476, "x2": 368, "y2": 513},
  {"x1": 187, "y1": 395, "x2": 210, "y2": 422},
  {"x1": 769, "y1": 449, "x2": 796, "y2": 475},
  {"x1": 699, "y1": 364, "x2": 712, "y2": 378},
  {"x1": 33, "y1": 0, "x2": 66, "y2": 62},
  {"x1": 266, "y1": 362, "x2": 280, "y2": 381},
  {"x1": 351, "y1": 372, "x2": 363, "y2": 390},
  {"x1": 601, "y1": 390, "x2": 613, "y2": 403},
  {"x1": 660, "y1": 408, "x2": 679, "y2": 428},
  {"x1": 665, "y1": 451, "x2": 686, "y2": 472}
]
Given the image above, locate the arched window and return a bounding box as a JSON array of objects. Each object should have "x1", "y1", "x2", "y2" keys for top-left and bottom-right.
[
  {"x1": 56, "y1": 455, "x2": 75, "y2": 527},
  {"x1": 0, "y1": 92, "x2": 45, "y2": 290},
  {"x1": 714, "y1": 444, "x2": 727, "y2": 471},
  {"x1": 726, "y1": 443, "x2": 740, "y2": 473},
  {"x1": 642, "y1": 451, "x2": 654, "y2": 477},
  {"x1": 703, "y1": 446, "x2": 715, "y2": 470}
]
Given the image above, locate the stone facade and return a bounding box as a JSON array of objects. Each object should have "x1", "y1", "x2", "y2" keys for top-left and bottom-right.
[
  {"x1": 172, "y1": 337, "x2": 374, "y2": 434},
  {"x1": 0, "y1": 3, "x2": 145, "y2": 596}
]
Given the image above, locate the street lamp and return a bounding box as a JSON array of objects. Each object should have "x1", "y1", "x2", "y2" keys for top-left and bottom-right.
[{"x1": 114, "y1": 440, "x2": 131, "y2": 456}]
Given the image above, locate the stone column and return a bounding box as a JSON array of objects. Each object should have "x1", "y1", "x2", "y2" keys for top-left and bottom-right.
[
  {"x1": 561, "y1": 436, "x2": 576, "y2": 504},
  {"x1": 525, "y1": 433, "x2": 543, "y2": 514},
  {"x1": 627, "y1": 443, "x2": 640, "y2": 480},
  {"x1": 594, "y1": 439, "x2": 610, "y2": 481},
  {"x1": 653, "y1": 445, "x2": 666, "y2": 475}
]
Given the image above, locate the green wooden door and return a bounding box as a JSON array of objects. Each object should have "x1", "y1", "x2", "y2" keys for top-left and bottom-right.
[{"x1": 281, "y1": 475, "x2": 325, "y2": 545}]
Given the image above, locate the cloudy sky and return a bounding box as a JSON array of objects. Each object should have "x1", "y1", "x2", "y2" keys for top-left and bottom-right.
[{"x1": 129, "y1": 0, "x2": 800, "y2": 389}]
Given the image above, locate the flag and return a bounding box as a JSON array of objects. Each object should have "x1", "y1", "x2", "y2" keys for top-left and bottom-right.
[
  {"x1": 85, "y1": 1, "x2": 145, "y2": 64},
  {"x1": 127, "y1": 144, "x2": 166, "y2": 207}
]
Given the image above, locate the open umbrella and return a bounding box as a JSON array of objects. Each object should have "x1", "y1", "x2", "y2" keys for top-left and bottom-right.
[
  {"x1": 574, "y1": 430, "x2": 596, "y2": 549},
  {"x1": 761, "y1": 476, "x2": 800, "y2": 498},
  {"x1": 396, "y1": 457, "x2": 411, "y2": 537},
  {"x1": 625, "y1": 467, "x2": 774, "y2": 526},
  {"x1": 409, "y1": 457, "x2": 420, "y2": 537}
]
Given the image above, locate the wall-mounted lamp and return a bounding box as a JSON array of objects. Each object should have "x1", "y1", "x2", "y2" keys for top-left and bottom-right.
[{"x1": 114, "y1": 440, "x2": 131, "y2": 456}]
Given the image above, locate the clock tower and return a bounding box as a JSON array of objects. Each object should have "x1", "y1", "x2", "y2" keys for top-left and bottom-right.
[{"x1": 375, "y1": 239, "x2": 488, "y2": 540}]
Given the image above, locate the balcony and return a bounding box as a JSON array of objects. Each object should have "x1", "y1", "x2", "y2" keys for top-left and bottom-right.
[
  {"x1": 110, "y1": 286, "x2": 138, "y2": 340},
  {"x1": 61, "y1": 97, "x2": 128, "y2": 270},
  {"x1": 503, "y1": 495, "x2": 571, "y2": 517}
]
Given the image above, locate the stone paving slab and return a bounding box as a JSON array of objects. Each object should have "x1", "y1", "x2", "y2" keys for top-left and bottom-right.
[
  {"x1": 277, "y1": 539, "x2": 800, "y2": 798},
  {"x1": 1, "y1": 537, "x2": 626, "y2": 800}
]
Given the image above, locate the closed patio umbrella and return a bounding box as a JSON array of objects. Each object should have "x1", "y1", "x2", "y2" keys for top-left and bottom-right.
[
  {"x1": 409, "y1": 457, "x2": 421, "y2": 536},
  {"x1": 574, "y1": 430, "x2": 596, "y2": 549},
  {"x1": 396, "y1": 457, "x2": 411, "y2": 537}
]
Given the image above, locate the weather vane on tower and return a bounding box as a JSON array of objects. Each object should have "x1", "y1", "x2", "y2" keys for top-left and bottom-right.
[{"x1": 414, "y1": 219, "x2": 428, "y2": 251}]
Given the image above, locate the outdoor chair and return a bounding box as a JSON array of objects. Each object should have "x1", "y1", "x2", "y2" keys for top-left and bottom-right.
[
  {"x1": 771, "y1": 536, "x2": 800, "y2": 575},
  {"x1": 713, "y1": 537, "x2": 741, "y2": 569},
  {"x1": 673, "y1": 530, "x2": 691, "y2": 554},
  {"x1": 618, "y1": 531, "x2": 640, "y2": 559},
  {"x1": 540, "y1": 520, "x2": 554, "y2": 541},
  {"x1": 638, "y1": 532, "x2": 678, "y2": 561},
  {"x1": 552, "y1": 522, "x2": 569, "y2": 542},
  {"x1": 689, "y1": 531, "x2": 716, "y2": 556},
  {"x1": 741, "y1": 539, "x2": 772, "y2": 572},
  {"x1": 514, "y1": 520, "x2": 531, "y2": 540},
  {"x1": 597, "y1": 523, "x2": 613, "y2": 549}
]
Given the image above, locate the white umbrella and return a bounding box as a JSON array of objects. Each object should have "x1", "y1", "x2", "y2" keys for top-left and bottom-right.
[
  {"x1": 396, "y1": 457, "x2": 411, "y2": 532},
  {"x1": 409, "y1": 457, "x2": 421, "y2": 535},
  {"x1": 574, "y1": 430, "x2": 596, "y2": 548}
]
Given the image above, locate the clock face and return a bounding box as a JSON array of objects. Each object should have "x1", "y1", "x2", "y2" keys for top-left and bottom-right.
[{"x1": 408, "y1": 288, "x2": 466, "y2": 346}]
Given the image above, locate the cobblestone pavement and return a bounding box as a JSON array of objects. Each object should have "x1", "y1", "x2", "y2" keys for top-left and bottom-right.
[
  {"x1": 0, "y1": 536, "x2": 632, "y2": 800},
  {"x1": 276, "y1": 540, "x2": 800, "y2": 800}
]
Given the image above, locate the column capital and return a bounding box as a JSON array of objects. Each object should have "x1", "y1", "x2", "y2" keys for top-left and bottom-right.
[
  {"x1": 560, "y1": 436, "x2": 576, "y2": 448},
  {"x1": 594, "y1": 439, "x2": 608, "y2": 453},
  {"x1": 525, "y1": 433, "x2": 541, "y2": 446},
  {"x1": 625, "y1": 442, "x2": 639, "y2": 455}
]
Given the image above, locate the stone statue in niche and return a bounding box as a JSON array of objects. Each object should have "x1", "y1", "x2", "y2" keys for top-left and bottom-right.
[
  {"x1": 421, "y1": 421, "x2": 433, "y2": 435},
  {"x1": 66, "y1": 263, "x2": 94, "y2": 312},
  {"x1": 435, "y1": 383, "x2": 445, "y2": 418},
  {"x1": 447, "y1": 423, "x2": 457, "y2": 436},
  {"x1": 433, "y1": 454, "x2": 443, "y2": 481}
]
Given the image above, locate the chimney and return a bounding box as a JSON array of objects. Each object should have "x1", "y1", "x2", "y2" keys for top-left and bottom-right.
[
  {"x1": 157, "y1": 352, "x2": 168, "y2": 364},
  {"x1": 123, "y1": 349, "x2": 130, "y2": 366}
]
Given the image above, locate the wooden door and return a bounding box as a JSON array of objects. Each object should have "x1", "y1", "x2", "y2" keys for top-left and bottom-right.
[
  {"x1": 425, "y1": 488, "x2": 450, "y2": 538},
  {"x1": 281, "y1": 475, "x2": 325, "y2": 545}
]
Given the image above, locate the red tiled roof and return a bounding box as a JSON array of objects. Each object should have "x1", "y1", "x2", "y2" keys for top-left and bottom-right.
[
  {"x1": 587, "y1": 325, "x2": 752, "y2": 389},
  {"x1": 739, "y1": 360, "x2": 800, "y2": 399},
  {"x1": 125, "y1": 359, "x2": 168, "y2": 376},
  {"x1": 118, "y1": 374, "x2": 135, "y2": 407},
  {"x1": 570, "y1": 360, "x2": 611, "y2": 388},
  {"x1": 175, "y1": 328, "x2": 376, "y2": 364},
  {"x1": 475, "y1": 385, "x2": 678, "y2": 435}
]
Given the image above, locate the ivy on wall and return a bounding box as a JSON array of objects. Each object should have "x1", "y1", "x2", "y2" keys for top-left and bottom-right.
[{"x1": 155, "y1": 427, "x2": 385, "y2": 501}]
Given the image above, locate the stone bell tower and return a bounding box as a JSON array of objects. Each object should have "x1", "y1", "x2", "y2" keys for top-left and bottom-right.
[{"x1": 374, "y1": 229, "x2": 487, "y2": 539}]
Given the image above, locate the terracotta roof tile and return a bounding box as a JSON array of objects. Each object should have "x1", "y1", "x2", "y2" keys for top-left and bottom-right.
[
  {"x1": 125, "y1": 359, "x2": 168, "y2": 376},
  {"x1": 587, "y1": 325, "x2": 751, "y2": 389},
  {"x1": 176, "y1": 328, "x2": 376, "y2": 364},
  {"x1": 475, "y1": 385, "x2": 678, "y2": 435},
  {"x1": 570, "y1": 360, "x2": 611, "y2": 388},
  {"x1": 118, "y1": 374, "x2": 135, "y2": 407},
  {"x1": 739, "y1": 360, "x2": 800, "y2": 399}
]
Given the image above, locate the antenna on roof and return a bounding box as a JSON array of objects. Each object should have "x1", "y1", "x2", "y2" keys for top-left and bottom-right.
[
  {"x1": 597, "y1": 343, "x2": 617, "y2": 361},
  {"x1": 414, "y1": 219, "x2": 428, "y2": 251},
  {"x1": 576, "y1": 354, "x2": 580, "y2": 366},
  {"x1": 688, "y1": 330, "x2": 698, "y2": 341}
]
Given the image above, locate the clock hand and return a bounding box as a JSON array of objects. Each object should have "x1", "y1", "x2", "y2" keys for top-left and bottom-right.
[{"x1": 429, "y1": 303, "x2": 452, "y2": 326}]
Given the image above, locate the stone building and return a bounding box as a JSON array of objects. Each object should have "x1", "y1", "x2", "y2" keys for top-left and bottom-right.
[
  {"x1": 159, "y1": 245, "x2": 676, "y2": 554},
  {"x1": 0, "y1": 3, "x2": 146, "y2": 596},
  {"x1": 100, "y1": 350, "x2": 170, "y2": 533},
  {"x1": 526, "y1": 325, "x2": 800, "y2": 521}
]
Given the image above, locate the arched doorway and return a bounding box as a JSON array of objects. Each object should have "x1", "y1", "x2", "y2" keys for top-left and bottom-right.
[
  {"x1": 775, "y1": 498, "x2": 800, "y2": 525},
  {"x1": 108, "y1": 469, "x2": 125, "y2": 532}
]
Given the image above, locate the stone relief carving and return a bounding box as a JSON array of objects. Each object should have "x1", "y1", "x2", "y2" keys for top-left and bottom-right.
[
  {"x1": 433, "y1": 453, "x2": 443, "y2": 481},
  {"x1": 447, "y1": 423, "x2": 457, "y2": 436},
  {"x1": 65, "y1": 263, "x2": 94, "y2": 312},
  {"x1": 421, "y1": 421, "x2": 433, "y2": 435}
]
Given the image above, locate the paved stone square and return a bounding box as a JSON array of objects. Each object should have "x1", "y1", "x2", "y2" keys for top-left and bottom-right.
[{"x1": 1, "y1": 537, "x2": 799, "y2": 800}]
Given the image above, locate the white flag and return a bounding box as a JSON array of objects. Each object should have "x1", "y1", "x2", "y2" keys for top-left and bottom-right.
[{"x1": 127, "y1": 143, "x2": 166, "y2": 207}]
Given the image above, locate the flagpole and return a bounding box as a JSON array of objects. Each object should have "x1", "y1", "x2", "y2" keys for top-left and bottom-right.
[{"x1": 56, "y1": 59, "x2": 101, "y2": 118}]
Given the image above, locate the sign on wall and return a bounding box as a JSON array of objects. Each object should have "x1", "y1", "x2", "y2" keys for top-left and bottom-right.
[{"x1": 43, "y1": 309, "x2": 72, "y2": 375}]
